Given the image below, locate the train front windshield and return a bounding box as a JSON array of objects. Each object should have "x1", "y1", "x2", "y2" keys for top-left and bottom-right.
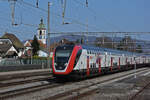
[
  {"x1": 54, "y1": 45, "x2": 74, "y2": 70},
  {"x1": 55, "y1": 50, "x2": 72, "y2": 63}
]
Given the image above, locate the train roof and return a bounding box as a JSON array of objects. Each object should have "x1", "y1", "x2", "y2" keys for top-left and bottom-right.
[
  {"x1": 56, "y1": 44, "x2": 147, "y2": 57},
  {"x1": 80, "y1": 45, "x2": 143, "y2": 56}
]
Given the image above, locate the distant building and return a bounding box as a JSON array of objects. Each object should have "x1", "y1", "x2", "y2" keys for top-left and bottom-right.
[
  {"x1": 0, "y1": 44, "x2": 18, "y2": 58},
  {"x1": 24, "y1": 37, "x2": 75, "y2": 57},
  {"x1": 0, "y1": 33, "x2": 24, "y2": 58},
  {"x1": 38, "y1": 50, "x2": 48, "y2": 57},
  {"x1": 24, "y1": 40, "x2": 47, "y2": 57},
  {"x1": 23, "y1": 18, "x2": 47, "y2": 57},
  {"x1": 37, "y1": 18, "x2": 46, "y2": 44}
]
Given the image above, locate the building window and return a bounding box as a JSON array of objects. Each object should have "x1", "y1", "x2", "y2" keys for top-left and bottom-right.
[
  {"x1": 43, "y1": 36, "x2": 45, "y2": 39},
  {"x1": 39, "y1": 30, "x2": 42, "y2": 35},
  {"x1": 39, "y1": 35, "x2": 42, "y2": 39}
]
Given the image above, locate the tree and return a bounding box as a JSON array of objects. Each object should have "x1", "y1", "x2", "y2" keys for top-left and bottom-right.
[{"x1": 31, "y1": 35, "x2": 40, "y2": 56}]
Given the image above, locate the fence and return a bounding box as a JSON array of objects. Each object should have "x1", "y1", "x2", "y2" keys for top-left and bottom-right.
[{"x1": 0, "y1": 58, "x2": 52, "y2": 72}]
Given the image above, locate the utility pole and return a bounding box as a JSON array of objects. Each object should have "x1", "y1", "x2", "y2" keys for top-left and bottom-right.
[
  {"x1": 9, "y1": 0, "x2": 17, "y2": 26},
  {"x1": 86, "y1": 0, "x2": 88, "y2": 44},
  {"x1": 61, "y1": 0, "x2": 66, "y2": 24},
  {"x1": 86, "y1": 19, "x2": 88, "y2": 44},
  {"x1": 112, "y1": 34, "x2": 114, "y2": 49},
  {"x1": 134, "y1": 57, "x2": 137, "y2": 78},
  {"x1": 36, "y1": 0, "x2": 39, "y2": 8},
  {"x1": 102, "y1": 33, "x2": 105, "y2": 46},
  {"x1": 47, "y1": 2, "x2": 50, "y2": 69}
]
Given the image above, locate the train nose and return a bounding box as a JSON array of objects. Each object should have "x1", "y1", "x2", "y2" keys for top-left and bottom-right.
[
  {"x1": 55, "y1": 62, "x2": 68, "y2": 70},
  {"x1": 58, "y1": 66, "x2": 63, "y2": 70}
]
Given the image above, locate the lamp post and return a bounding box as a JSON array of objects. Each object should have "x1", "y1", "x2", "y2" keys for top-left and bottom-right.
[
  {"x1": 47, "y1": 2, "x2": 52, "y2": 68},
  {"x1": 31, "y1": 47, "x2": 33, "y2": 64},
  {"x1": 134, "y1": 57, "x2": 136, "y2": 78}
]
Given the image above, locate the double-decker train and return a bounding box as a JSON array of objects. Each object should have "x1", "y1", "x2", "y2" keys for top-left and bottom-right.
[{"x1": 52, "y1": 44, "x2": 150, "y2": 79}]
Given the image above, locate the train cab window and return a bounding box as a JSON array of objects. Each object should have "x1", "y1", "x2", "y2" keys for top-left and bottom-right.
[{"x1": 55, "y1": 45, "x2": 74, "y2": 63}]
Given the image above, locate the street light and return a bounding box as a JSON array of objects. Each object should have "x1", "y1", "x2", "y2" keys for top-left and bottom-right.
[
  {"x1": 30, "y1": 47, "x2": 33, "y2": 64},
  {"x1": 134, "y1": 57, "x2": 137, "y2": 78}
]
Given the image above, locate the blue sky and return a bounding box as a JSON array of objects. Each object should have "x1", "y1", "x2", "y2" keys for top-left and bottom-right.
[{"x1": 0, "y1": 0, "x2": 150, "y2": 40}]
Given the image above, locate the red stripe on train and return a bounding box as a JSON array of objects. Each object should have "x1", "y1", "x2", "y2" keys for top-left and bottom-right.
[
  {"x1": 52, "y1": 49, "x2": 56, "y2": 74},
  {"x1": 87, "y1": 56, "x2": 90, "y2": 76},
  {"x1": 99, "y1": 58, "x2": 101, "y2": 73},
  {"x1": 111, "y1": 57, "x2": 113, "y2": 72}
]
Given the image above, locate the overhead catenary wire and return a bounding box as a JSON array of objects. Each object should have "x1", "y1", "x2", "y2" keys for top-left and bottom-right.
[
  {"x1": 18, "y1": 0, "x2": 101, "y2": 31},
  {"x1": 1, "y1": 0, "x2": 150, "y2": 38},
  {"x1": 0, "y1": 0, "x2": 101, "y2": 32},
  {"x1": 0, "y1": 0, "x2": 67, "y2": 37},
  {"x1": 0, "y1": 8, "x2": 38, "y2": 28},
  {"x1": 0, "y1": 0, "x2": 39, "y2": 27},
  {"x1": 73, "y1": 0, "x2": 122, "y2": 32}
]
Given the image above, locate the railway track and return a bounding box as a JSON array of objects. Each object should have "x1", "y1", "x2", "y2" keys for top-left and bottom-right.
[
  {"x1": 0, "y1": 75, "x2": 52, "y2": 88},
  {"x1": 0, "y1": 69, "x2": 52, "y2": 89},
  {"x1": 0, "y1": 68, "x2": 149, "y2": 100},
  {"x1": 129, "y1": 77, "x2": 150, "y2": 100},
  {"x1": 0, "y1": 78, "x2": 60, "y2": 99},
  {"x1": 44, "y1": 68, "x2": 150, "y2": 100},
  {"x1": 0, "y1": 70, "x2": 55, "y2": 99},
  {"x1": 0, "y1": 70, "x2": 51, "y2": 81}
]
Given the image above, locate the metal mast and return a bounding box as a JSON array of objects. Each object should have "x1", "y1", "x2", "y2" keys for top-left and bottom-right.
[
  {"x1": 61, "y1": 0, "x2": 66, "y2": 24},
  {"x1": 86, "y1": 0, "x2": 88, "y2": 44},
  {"x1": 47, "y1": 2, "x2": 50, "y2": 68},
  {"x1": 9, "y1": 0, "x2": 17, "y2": 26}
]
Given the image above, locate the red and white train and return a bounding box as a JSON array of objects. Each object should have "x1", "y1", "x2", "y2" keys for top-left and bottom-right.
[{"x1": 52, "y1": 44, "x2": 150, "y2": 79}]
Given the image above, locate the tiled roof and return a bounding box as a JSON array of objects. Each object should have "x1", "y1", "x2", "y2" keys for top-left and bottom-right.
[
  {"x1": 25, "y1": 42, "x2": 31, "y2": 47},
  {"x1": 2, "y1": 33, "x2": 24, "y2": 49},
  {"x1": 0, "y1": 44, "x2": 12, "y2": 53},
  {"x1": 26, "y1": 40, "x2": 46, "y2": 48},
  {"x1": 0, "y1": 44, "x2": 13, "y2": 57}
]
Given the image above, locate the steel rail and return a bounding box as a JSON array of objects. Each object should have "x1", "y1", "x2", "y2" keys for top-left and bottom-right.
[
  {"x1": 44, "y1": 68, "x2": 149, "y2": 100},
  {"x1": 0, "y1": 77, "x2": 59, "y2": 99},
  {"x1": 129, "y1": 81, "x2": 150, "y2": 100}
]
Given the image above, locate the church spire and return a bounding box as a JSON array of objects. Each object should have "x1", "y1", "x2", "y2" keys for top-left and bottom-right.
[
  {"x1": 37, "y1": 18, "x2": 46, "y2": 44},
  {"x1": 38, "y1": 18, "x2": 46, "y2": 29}
]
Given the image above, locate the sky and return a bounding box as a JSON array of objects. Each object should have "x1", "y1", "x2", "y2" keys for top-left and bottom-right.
[{"x1": 0, "y1": 0, "x2": 150, "y2": 41}]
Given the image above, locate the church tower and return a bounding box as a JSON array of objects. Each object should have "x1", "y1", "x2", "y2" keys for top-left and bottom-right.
[{"x1": 37, "y1": 18, "x2": 46, "y2": 44}]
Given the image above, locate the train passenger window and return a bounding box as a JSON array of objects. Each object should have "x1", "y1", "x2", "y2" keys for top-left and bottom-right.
[{"x1": 90, "y1": 64, "x2": 92, "y2": 68}]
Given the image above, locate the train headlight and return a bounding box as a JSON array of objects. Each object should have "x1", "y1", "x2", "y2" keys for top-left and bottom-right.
[
  {"x1": 65, "y1": 63, "x2": 68, "y2": 66},
  {"x1": 54, "y1": 63, "x2": 57, "y2": 66}
]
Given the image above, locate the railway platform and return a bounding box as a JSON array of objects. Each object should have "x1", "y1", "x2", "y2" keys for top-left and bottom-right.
[
  {"x1": 0, "y1": 68, "x2": 52, "y2": 80},
  {"x1": 0, "y1": 68, "x2": 51, "y2": 76}
]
